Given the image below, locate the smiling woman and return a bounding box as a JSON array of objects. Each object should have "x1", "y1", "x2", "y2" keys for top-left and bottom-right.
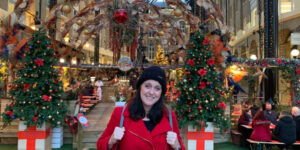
[{"x1": 97, "y1": 66, "x2": 185, "y2": 150}]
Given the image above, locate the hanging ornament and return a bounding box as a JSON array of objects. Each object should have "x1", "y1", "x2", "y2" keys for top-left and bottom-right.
[
  {"x1": 76, "y1": 19, "x2": 83, "y2": 26},
  {"x1": 158, "y1": 30, "x2": 165, "y2": 36},
  {"x1": 61, "y1": 4, "x2": 71, "y2": 14},
  {"x1": 164, "y1": 22, "x2": 171, "y2": 29},
  {"x1": 174, "y1": 8, "x2": 182, "y2": 17},
  {"x1": 114, "y1": 9, "x2": 128, "y2": 23}
]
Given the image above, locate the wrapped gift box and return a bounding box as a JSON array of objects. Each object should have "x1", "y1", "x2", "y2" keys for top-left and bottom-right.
[
  {"x1": 188, "y1": 122, "x2": 214, "y2": 150},
  {"x1": 18, "y1": 121, "x2": 52, "y2": 150},
  {"x1": 52, "y1": 126, "x2": 63, "y2": 148}
]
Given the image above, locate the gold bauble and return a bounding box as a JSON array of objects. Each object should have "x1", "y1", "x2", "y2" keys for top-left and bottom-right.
[
  {"x1": 76, "y1": 19, "x2": 83, "y2": 26},
  {"x1": 61, "y1": 4, "x2": 71, "y2": 14},
  {"x1": 52, "y1": 118, "x2": 55, "y2": 121},
  {"x1": 164, "y1": 22, "x2": 171, "y2": 29},
  {"x1": 158, "y1": 31, "x2": 165, "y2": 36},
  {"x1": 33, "y1": 66, "x2": 36, "y2": 68},
  {"x1": 57, "y1": 121, "x2": 61, "y2": 125},
  {"x1": 205, "y1": 100, "x2": 209, "y2": 103},
  {"x1": 91, "y1": 35, "x2": 97, "y2": 39},
  {"x1": 21, "y1": 109, "x2": 24, "y2": 112},
  {"x1": 48, "y1": 115, "x2": 52, "y2": 119},
  {"x1": 57, "y1": 111, "x2": 60, "y2": 114},
  {"x1": 84, "y1": 29, "x2": 91, "y2": 35},
  {"x1": 42, "y1": 106, "x2": 46, "y2": 109},
  {"x1": 174, "y1": 8, "x2": 182, "y2": 17}
]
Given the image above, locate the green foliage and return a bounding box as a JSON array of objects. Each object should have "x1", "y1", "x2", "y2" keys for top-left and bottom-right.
[
  {"x1": 1, "y1": 29, "x2": 68, "y2": 128},
  {"x1": 173, "y1": 31, "x2": 229, "y2": 132}
]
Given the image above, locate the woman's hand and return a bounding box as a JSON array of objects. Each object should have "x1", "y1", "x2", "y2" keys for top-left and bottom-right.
[
  {"x1": 166, "y1": 131, "x2": 180, "y2": 150},
  {"x1": 108, "y1": 127, "x2": 125, "y2": 149}
]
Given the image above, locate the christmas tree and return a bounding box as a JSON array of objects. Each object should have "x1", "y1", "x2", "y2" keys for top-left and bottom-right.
[
  {"x1": 174, "y1": 31, "x2": 229, "y2": 131},
  {"x1": 153, "y1": 45, "x2": 168, "y2": 65},
  {"x1": 2, "y1": 29, "x2": 68, "y2": 128}
]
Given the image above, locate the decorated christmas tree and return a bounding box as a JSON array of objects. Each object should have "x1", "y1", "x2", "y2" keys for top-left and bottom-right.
[
  {"x1": 2, "y1": 29, "x2": 68, "y2": 128},
  {"x1": 174, "y1": 31, "x2": 229, "y2": 131},
  {"x1": 153, "y1": 45, "x2": 168, "y2": 65}
]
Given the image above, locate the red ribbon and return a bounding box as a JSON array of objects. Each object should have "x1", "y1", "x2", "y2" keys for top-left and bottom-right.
[
  {"x1": 18, "y1": 125, "x2": 51, "y2": 150},
  {"x1": 188, "y1": 128, "x2": 214, "y2": 150}
]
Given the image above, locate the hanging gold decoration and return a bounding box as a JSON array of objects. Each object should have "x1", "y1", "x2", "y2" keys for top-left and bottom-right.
[
  {"x1": 174, "y1": 8, "x2": 182, "y2": 17},
  {"x1": 61, "y1": 4, "x2": 71, "y2": 14}
]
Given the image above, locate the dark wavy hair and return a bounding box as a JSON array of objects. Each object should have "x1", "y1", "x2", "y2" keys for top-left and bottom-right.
[
  {"x1": 128, "y1": 88, "x2": 165, "y2": 125},
  {"x1": 253, "y1": 110, "x2": 267, "y2": 121}
]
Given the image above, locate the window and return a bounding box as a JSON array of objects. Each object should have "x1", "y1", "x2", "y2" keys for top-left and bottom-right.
[
  {"x1": 251, "y1": 8, "x2": 257, "y2": 27},
  {"x1": 280, "y1": 0, "x2": 292, "y2": 14},
  {"x1": 148, "y1": 32, "x2": 154, "y2": 38},
  {"x1": 149, "y1": 42, "x2": 154, "y2": 60},
  {"x1": 179, "y1": 21, "x2": 186, "y2": 33}
]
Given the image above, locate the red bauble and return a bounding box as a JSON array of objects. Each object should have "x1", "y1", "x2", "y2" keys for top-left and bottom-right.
[
  {"x1": 189, "y1": 101, "x2": 193, "y2": 105},
  {"x1": 114, "y1": 9, "x2": 128, "y2": 23},
  {"x1": 198, "y1": 106, "x2": 202, "y2": 110}
]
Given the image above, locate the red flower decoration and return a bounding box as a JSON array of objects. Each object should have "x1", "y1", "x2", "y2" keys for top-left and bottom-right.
[
  {"x1": 198, "y1": 69, "x2": 207, "y2": 77},
  {"x1": 188, "y1": 59, "x2": 194, "y2": 66},
  {"x1": 276, "y1": 58, "x2": 282, "y2": 64},
  {"x1": 202, "y1": 38, "x2": 208, "y2": 45},
  {"x1": 24, "y1": 84, "x2": 30, "y2": 91},
  {"x1": 8, "y1": 84, "x2": 15, "y2": 90},
  {"x1": 262, "y1": 60, "x2": 267, "y2": 67},
  {"x1": 199, "y1": 82, "x2": 206, "y2": 89},
  {"x1": 5, "y1": 111, "x2": 13, "y2": 117},
  {"x1": 9, "y1": 102, "x2": 14, "y2": 106},
  {"x1": 32, "y1": 116, "x2": 37, "y2": 122},
  {"x1": 42, "y1": 95, "x2": 51, "y2": 101},
  {"x1": 201, "y1": 121, "x2": 204, "y2": 126},
  {"x1": 34, "y1": 58, "x2": 44, "y2": 67},
  {"x1": 207, "y1": 59, "x2": 215, "y2": 66},
  {"x1": 218, "y1": 102, "x2": 226, "y2": 110},
  {"x1": 296, "y1": 68, "x2": 300, "y2": 75}
]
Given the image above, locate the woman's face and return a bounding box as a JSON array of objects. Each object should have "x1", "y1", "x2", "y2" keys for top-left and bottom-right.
[{"x1": 140, "y1": 80, "x2": 162, "y2": 108}]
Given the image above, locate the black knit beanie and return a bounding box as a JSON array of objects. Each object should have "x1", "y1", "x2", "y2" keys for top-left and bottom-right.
[{"x1": 136, "y1": 66, "x2": 166, "y2": 94}]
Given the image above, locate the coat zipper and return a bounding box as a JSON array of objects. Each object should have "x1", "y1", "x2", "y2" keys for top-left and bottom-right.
[{"x1": 128, "y1": 130, "x2": 155, "y2": 150}]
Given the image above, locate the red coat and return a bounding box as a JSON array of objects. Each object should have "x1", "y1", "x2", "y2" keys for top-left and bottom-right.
[
  {"x1": 97, "y1": 106, "x2": 185, "y2": 150},
  {"x1": 250, "y1": 120, "x2": 271, "y2": 141}
]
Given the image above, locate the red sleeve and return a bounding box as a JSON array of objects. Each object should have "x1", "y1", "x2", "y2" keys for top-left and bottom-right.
[
  {"x1": 97, "y1": 107, "x2": 123, "y2": 150},
  {"x1": 171, "y1": 110, "x2": 186, "y2": 150}
]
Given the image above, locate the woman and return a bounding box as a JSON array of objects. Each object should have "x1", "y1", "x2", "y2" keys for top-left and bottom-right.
[
  {"x1": 97, "y1": 66, "x2": 185, "y2": 150},
  {"x1": 250, "y1": 110, "x2": 271, "y2": 141}
]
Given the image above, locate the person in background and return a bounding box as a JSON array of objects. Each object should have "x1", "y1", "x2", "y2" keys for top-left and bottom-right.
[
  {"x1": 291, "y1": 107, "x2": 300, "y2": 141},
  {"x1": 250, "y1": 104, "x2": 260, "y2": 118},
  {"x1": 95, "y1": 77, "x2": 104, "y2": 101},
  {"x1": 250, "y1": 110, "x2": 271, "y2": 142},
  {"x1": 264, "y1": 102, "x2": 278, "y2": 125},
  {"x1": 238, "y1": 108, "x2": 252, "y2": 147},
  {"x1": 273, "y1": 111, "x2": 296, "y2": 150},
  {"x1": 97, "y1": 66, "x2": 185, "y2": 150}
]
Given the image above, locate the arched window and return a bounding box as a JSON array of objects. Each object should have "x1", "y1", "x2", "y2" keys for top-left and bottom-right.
[
  {"x1": 179, "y1": 21, "x2": 186, "y2": 33},
  {"x1": 280, "y1": 0, "x2": 293, "y2": 14},
  {"x1": 148, "y1": 41, "x2": 154, "y2": 60}
]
